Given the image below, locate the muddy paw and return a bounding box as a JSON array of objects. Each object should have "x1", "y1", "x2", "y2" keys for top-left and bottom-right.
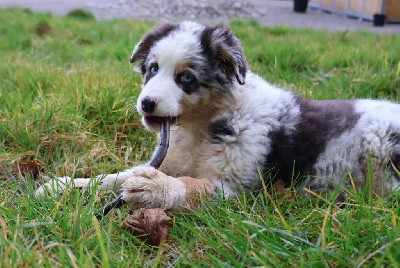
[{"x1": 119, "y1": 168, "x2": 183, "y2": 210}]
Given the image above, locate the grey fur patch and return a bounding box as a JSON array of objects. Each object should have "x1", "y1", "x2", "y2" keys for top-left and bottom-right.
[
  {"x1": 200, "y1": 24, "x2": 247, "y2": 86},
  {"x1": 387, "y1": 132, "x2": 400, "y2": 181},
  {"x1": 208, "y1": 117, "x2": 236, "y2": 142},
  {"x1": 265, "y1": 96, "x2": 361, "y2": 186}
]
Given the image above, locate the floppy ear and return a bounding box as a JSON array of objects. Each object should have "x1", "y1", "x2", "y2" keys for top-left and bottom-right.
[
  {"x1": 129, "y1": 23, "x2": 178, "y2": 73},
  {"x1": 201, "y1": 24, "x2": 247, "y2": 85}
]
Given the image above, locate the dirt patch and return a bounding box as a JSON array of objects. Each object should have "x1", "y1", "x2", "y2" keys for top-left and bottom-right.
[{"x1": 35, "y1": 21, "x2": 53, "y2": 36}]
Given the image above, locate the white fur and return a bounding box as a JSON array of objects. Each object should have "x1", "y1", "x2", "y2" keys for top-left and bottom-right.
[
  {"x1": 120, "y1": 166, "x2": 186, "y2": 210},
  {"x1": 194, "y1": 73, "x2": 299, "y2": 195},
  {"x1": 136, "y1": 23, "x2": 205, "y2": 131},
  {"x1": 36, "y1": 22, "x2": 400, "y2": 211},
  {"x1": 306, "y1": 99, "x2": 400, "y2": 193}
]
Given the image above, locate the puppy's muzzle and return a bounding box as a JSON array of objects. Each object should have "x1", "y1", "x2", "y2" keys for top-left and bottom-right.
[{"x1": 141, "y1": 96, "x2": 156, "y2": 113}]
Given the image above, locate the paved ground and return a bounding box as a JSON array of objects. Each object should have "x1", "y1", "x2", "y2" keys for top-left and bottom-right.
[{"x1": 1, "y1": 0, "x2": 399, "y2": 34}]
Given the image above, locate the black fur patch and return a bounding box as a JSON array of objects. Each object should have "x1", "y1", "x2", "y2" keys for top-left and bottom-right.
[
  {"x1": 200, "y1": 24, "x2": 247, "y2": 88},
  {"x1": 388, "y1": 132, "x2": 400, "y2": 180},
  {"x1": 140, "y1": 64, "x2": 146, "y2": 76},
  {"x1": 265, "y1": 96, "x2": 361, "y2": 186},
  {"x1": 208, "y1": 118, "x2": 236, "y2": 142},
  {"x1": 175, "y1": 71, "x2": 201, "y2": 95},
  {"x1": 130, "y1": 23, "x2": 179, "y2": 64},
  {"x1": 143, "y1": 63, "x2": 158, "y2": 85}
]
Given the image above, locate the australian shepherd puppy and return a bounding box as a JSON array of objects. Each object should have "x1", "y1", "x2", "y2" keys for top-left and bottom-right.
[{"x1": 37, "y1": 21, "x2": 400, "y2": 210}]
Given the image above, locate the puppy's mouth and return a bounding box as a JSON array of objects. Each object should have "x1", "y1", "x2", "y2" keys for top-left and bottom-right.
[{"x1": 144, "y1": 116, "x2": 179, "y2": 127}]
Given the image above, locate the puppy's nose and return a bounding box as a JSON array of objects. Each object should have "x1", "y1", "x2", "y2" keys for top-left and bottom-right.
[{"x1": 141, "y1": 97, "x2": 156, "y2": 113}]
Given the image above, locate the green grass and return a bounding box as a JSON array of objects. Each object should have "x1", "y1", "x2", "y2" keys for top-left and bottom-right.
[{"x1": 0, "y1": 7, "x2": 400, "y2": 267}]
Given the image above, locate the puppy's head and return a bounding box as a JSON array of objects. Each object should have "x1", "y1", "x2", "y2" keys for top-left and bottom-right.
[{"x1": 130, "y1": 21, "x2": 247, "y2": 131}]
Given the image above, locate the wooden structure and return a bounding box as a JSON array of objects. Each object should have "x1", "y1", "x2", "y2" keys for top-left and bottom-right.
[{"x1": 309, "y1": 0, "x2": 400, "y2": 23}]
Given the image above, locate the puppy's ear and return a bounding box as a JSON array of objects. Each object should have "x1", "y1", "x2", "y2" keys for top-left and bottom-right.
[
  {"x1": 129, "y1": 23, "x2": 178, "y2": 73},
  {"x1": 201, "y1": 24, "x2": 247, "y2": 85}
]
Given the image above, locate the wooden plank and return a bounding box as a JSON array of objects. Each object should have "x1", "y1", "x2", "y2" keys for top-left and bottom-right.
[
  {"x1": 335, "y1": 0, "x2": 347, "y2": 12},
  {"x1": 348, "y1": 0, "x2": 382, "y2": 17},
  {"x1": 320, "y1": 0, "x2": 347, "y2": 12},
  {"x1": 384, "y1": 0, "x2": 400, "y2": 20},
  {"x1": 348, "y1": 0, "x2": 363, "y2": 13},
  {"x1": 363, "y1": 0, "x2": 382, "y2": 17},
  {"x1": 322, "y1": 0, "x2": 334, "y2": 9},
  {"x1": 314, "y1": 0, "x2": 400, "y2": 21}
]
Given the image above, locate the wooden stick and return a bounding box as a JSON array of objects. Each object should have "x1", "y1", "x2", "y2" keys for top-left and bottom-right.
[{"x1": 101, "y1": 118, "x2": 171, "y2": 216}]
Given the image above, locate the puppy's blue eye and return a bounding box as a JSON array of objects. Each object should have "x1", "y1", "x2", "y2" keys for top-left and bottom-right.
[
  {"x1": 150, "y1": 66, "x2": 158, "y2": 76},
  {"x1": 181, "y1": 73, "x2": 193, "y2": 83}
]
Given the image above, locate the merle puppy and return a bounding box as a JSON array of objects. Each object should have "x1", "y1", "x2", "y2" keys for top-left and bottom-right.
[{"x1": 36, "y1": 21, "x2": 400, "y2": 210}]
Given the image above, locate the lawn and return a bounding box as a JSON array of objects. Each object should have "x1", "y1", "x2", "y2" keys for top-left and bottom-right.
[{"x1": 0, "y1": 7, "x2": 400, "y2": 267}]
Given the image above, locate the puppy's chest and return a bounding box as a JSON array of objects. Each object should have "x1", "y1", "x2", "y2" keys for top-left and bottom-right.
[
  {"x1": 159, "y1": 128, "x2": 205, "y2": 177},
  {"x1": 159, "y1": 119, "x2": 271, "y2": 181}
]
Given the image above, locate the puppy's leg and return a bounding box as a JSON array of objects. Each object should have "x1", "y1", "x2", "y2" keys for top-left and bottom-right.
[
  {"x1": 120, "y1": 166, "x2": 215, "y2": 212},
  {"x1": 35, "y1": 176, "x2": 91, "y2": 197},
  {"x1": 35, "y1": 167, "x2": 139, "y2": 197}
]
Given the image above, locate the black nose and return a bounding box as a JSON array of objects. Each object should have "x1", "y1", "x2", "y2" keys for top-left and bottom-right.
[{"x1": 141, "y1": 97, "x2": 156, "y2": 113}]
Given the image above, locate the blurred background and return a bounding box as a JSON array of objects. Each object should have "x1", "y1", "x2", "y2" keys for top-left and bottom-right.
[{"x1": 1, "y1": 0, "x2": 399, "y2": 34}]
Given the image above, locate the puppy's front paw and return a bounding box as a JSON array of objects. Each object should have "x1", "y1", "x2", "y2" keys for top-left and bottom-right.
[
  {"x1": 129, "y1": 165, "x2": 159, "y2": 179},
  {"x1": 120, "y1": 166, "x2": 185, "y2": 210},
  {"x1": 35, "y1": 176, "x2": 90, "y2": 197}
]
